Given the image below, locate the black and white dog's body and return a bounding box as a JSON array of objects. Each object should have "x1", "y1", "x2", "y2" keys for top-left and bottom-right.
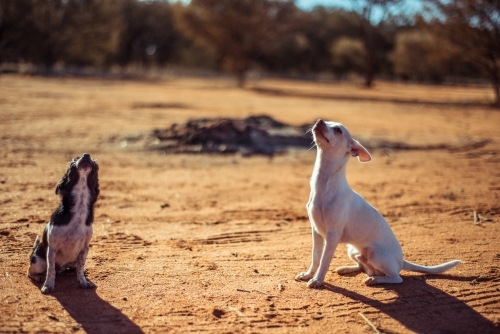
[{"x1": 28, "y1": 154, "x2": 100, "y2": 294}]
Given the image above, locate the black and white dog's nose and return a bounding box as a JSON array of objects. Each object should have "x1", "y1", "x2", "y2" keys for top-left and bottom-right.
[
  {"x1": 76, "y1": 153, "x2": 92, "y2": 169},
  {"x1": 79, "y1": 153, "x2": 92, "y2": 163}
]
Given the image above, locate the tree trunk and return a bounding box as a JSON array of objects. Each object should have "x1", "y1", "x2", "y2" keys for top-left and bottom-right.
[
  {"x1": 364, "y1": 53, "x2": 375, "y2": 88},
  {"x1": 490, "y1": 61, "x2": 500, "y2": 107},
  {"x1": 493, "y1": 81, "x2": 500, "y2": 107},
  {"x1": 362, "y1": 19, "x2": 375, "y2": 88},
  {"x1": 236, "y1": 70, "x2": 247, "y2": 88}
]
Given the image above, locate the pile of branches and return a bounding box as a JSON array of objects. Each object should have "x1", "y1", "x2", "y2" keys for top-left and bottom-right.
[{"x1": 148, "y1": 115, "x2": 312, "y2": 156}]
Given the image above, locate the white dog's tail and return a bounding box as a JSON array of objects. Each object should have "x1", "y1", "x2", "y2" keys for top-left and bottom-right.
[{"x1": 402, "y1": 259, "x2": 461, "y2": 274}]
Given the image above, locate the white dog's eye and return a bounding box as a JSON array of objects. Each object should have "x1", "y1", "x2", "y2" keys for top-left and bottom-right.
[{"x1": 334, "y1": 127, "x2": 342, "y2": 135}]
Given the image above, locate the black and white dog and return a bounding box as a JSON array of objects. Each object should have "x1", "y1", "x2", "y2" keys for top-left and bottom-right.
[{"x1": 28, "y1": 154, "x2": 100, "y2": 294}]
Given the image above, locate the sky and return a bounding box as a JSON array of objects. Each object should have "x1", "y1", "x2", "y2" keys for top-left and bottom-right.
[
  {"x1": 296, "y1": 0, "x2": 424, "y2": 10},
  {"x1": 295, "y1": 0, "x2": 425, "y2": 22},
  {"x1": 295, "y1": 0, "x2": 351, "y2": 10},
  {"x1": 169, "y1": 0, "x2": 426, "y2": 20}
]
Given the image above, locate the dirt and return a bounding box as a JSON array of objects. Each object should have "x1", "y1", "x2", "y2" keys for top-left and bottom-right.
[{"x1": 0, "y1": 75, "x2": 499, "y2": 333}]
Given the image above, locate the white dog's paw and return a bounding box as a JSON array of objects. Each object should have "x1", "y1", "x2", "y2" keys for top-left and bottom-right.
[
  {"x1": 295, "y1": 272, "x2": 314, "y2": 281},
  {"x1": 306, "y1": 278, "x2": 323, "y2": 288},
  {"x1": 41, "y1": 283, "x2": 54, "y2": 294},
  {"x1": 364, "y1": 277, "x2": 377, "y2": 286},
  {"x1": 79, "y1": 279, "x2": 96, "y2": 289}
]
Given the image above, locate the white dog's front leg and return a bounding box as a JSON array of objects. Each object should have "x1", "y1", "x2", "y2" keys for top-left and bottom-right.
[
  {"x1": 307, "y1": 231, "x2": 341, "y2": 288},
  {"x1": 76, "y1": 245, "x2": 95, "y2": 289},
  {"x1": 295, "y1": 229, "x2": 324, "y2": 281},
  {"x1": 41, "y1": 247, "x2": 56, "y2": 294}
]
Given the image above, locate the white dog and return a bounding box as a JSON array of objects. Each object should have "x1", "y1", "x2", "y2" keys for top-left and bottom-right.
[{"x1": 296, "y1": 119, "x2": 460, "y2": 288}]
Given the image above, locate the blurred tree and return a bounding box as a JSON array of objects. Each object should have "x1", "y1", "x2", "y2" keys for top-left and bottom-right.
[
  {"x1": 299, "y1": 8, "x2": 359, "y2": 72},
  {"x1": 168, "y1": 3, "x2": 219, "y2": 69},
  {"x1": 180, "y1": 0, "x2": 299, "y2": 87},
  {"x1": 330, "y1": 37, "x2": 366, "y2": 77},
  {"x1": 256, "y1": 7, "x2": 360, "y2": 74},
  {"x1": 116, "y1": 0, "x2": 181, "y2": 68},
  {"x1": 0, "y1": 0, "x2": 122, "y2": 70},
  {"x1": 391, "y1": 29, "x2": 459, "y2": 82},
  {"x1": 428, "y1": 0, "x2": 500, "y2": 106},
  {"x1": 61, "y1": 0, "x2": 122, "y2": 68},
  {"x1": 349, "y1": 0, "x2": 403, "y2": 87},
  {"x1": 0, "y1": 0, "x2": 65, "y2": 69}
]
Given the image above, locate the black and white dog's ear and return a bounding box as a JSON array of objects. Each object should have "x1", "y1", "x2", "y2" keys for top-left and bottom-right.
[
  {"x1": 33, "y1": 235, "x2": 40, "y2": 248},
  {"x1": 55, "y1": 169, "x2": 70, "y2": 195},
  {"x1": 55, "y1": 177, "x2": 65, "y2": 195},
  {"x1": 93, "y1": 162, "x2": 100, "y2": 197}
]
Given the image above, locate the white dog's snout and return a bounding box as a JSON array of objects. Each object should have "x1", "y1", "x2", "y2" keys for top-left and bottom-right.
[
  {"x1": 314, "y1": 119, "x2": 326, "y2": 129},
  {"x1": 312, "y1": 119, "x2": 330, "y2": 143}
]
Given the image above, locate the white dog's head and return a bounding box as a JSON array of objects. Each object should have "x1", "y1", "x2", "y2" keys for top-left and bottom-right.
[{"x1": 312, "y1": 119, "x2": 371, "y2": 163}]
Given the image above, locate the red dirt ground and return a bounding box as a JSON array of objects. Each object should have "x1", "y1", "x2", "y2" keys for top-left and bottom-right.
[{"x1": 0, "y1": 75, "x2": 499, "y2": 333}]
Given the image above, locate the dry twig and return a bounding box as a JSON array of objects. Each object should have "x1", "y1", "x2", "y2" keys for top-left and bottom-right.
[
  {"x1": 227, "y1": 306, "x2": 245, "y2": 317},
  {"x1": 358, "y1": 312, "x2": 381, "y2": 334},
  {"x1": 478, "y1": 214, "x2": 493, "y2": 222},
  {"x1": 473, "y1": 210, "x2": 479, "y2": 225}
]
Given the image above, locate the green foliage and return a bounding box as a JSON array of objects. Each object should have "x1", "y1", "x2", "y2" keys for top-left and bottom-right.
[
  {"x1": 257, "y1": 8, "x2": 360, "y2": 73},
  {"x1": 0, "y1": 0, "x2": 66, "y2": 67},
  {"x1": 331, "y1": 37, "x2": 366, "y2": 75},
  {"x1": 115, "y1": 0, "x2": 182, "y2": 68},
  {"x1": 61, "y1": 0, "x2": 123, "y2": 67},
  {"x1": 391, "y1": 29, "x2": 459, "y2": 82},
  {"x1": 0, "y1": 0, "x2": 122, "y2": 69}
]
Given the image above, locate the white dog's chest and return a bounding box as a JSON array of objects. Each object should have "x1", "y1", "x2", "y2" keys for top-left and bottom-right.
[
  {"x1": 308, "y1": 202, "x2": 330, "y2": 237},
  {"x1": 308, "y1": 193, "x2": 350, "y2": 239}
]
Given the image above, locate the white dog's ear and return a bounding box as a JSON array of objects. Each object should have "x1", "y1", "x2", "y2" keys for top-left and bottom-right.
[{"x1": 349, "y1": 139, "x2": 371, "y2": 162}]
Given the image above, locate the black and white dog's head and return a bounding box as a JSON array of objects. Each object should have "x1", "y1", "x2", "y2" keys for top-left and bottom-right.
[
  {"x1": 28, "y1": 154, "x2": 99, "y2": 281},
  {"x1": 55, "y1": 153, "x2": 100, "y2": 204}
]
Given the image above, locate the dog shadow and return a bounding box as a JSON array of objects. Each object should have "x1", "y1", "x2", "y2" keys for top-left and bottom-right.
[
  {"x1": 322, "y1": 274, "x2": 498, "y2": 333},
  {"x1": 31, "y1": 271, "x2": 143, "y2": 334}
]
